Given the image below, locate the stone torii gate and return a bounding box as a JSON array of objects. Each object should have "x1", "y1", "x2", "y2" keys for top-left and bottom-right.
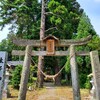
[{"x1": 12, "y1": 35, "x2": 100, "y2": 100}]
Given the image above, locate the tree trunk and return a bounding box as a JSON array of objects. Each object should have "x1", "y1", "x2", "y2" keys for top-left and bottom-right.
[
  {"x1": 37, "y1": 0, "x2": 45, "y2": 88},
  {"x1": 54, "y1": 59, "x2": 61, "y2": 86},
  {"x1": 37, "y1": 56, "x2": 44, "y2": 88}
]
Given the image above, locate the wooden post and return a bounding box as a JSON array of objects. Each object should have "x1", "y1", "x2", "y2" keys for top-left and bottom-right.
[
  {"x1": 18, "y1": 45, "x2": 32, "y2": 100},
  {"x1": 70, "y1": 45, "x2": 81, "y2": 100},
  {"x1": 90, "y1": 51, "x2": 100, "y2": 100}
]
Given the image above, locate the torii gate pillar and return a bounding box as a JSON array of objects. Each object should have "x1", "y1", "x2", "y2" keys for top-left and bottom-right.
[
  {"x1": 90, "y1": 51, "x2": 100, "y2": 100},
  {"x1": 18, "y1": 45, "x2": 32, "y2": 100},
  {"x1": 70, "y1": 45, "x2": 81, "y2": 100}
]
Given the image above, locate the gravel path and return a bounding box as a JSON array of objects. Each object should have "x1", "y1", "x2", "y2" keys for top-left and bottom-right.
[{"x1": 37, "y1": 83, "x2": 67, "y2": 100}]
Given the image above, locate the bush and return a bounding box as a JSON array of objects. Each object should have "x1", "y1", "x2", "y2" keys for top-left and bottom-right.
[
  {"x1": 11, "y1": 65, "x2": 22, "y2": 89},
  {"x1": 79, "y1": 73, "x2": 91, "y2": 89},
  {"x1": 61, "y1": 79, "x2": 68, "y2": 85},
  {"x1": 79, "y1": 74, "x2": 87, "y2": 88},
  {"x1": 84, "y1": 77, "x2": 91, "y2": 89}
]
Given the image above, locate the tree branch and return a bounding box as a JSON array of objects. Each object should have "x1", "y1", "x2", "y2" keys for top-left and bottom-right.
[
  {"x1": 44, "y1": 12, "x2": 53, "y2": 15},
  {"x1": 44, "y1": 12, "x2": 64, "y2": 20},
  {"x1": 45, "y1": 27, "x2": 57, "y2": 32}
]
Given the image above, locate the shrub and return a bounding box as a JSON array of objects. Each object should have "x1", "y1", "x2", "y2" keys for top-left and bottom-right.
[
  {"x1": 11, "y1": 65, "x2": 22, "y2": 89},
  {"x1": 11, "y1": 65, "x2": 37, "y2": 89},
  {"x1": 84, "y1": 77, "x2": 91, "y2": 89},
  {"x1": 79, "y1": 73, "x2": 87, "y2": 88},
  {"x1": 61, "y1": 79, "x2": 68, "y2": 85}
]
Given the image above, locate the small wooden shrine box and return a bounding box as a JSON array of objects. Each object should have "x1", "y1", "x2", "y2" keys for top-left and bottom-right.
[{"x1": 42, "y1": 35, "x2": 59, "y2": 55}]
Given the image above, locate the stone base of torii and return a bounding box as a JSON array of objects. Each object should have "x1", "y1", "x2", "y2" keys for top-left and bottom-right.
[{"x1": 2, "y1": 67, "x2": 11, "y2": 98}]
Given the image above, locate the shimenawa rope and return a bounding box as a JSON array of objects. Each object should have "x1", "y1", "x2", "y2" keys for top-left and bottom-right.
[{"x1": 28, "y1": 52, "x2": 75, "y2": 81}]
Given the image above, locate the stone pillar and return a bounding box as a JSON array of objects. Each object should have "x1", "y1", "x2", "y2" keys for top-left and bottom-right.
[
  {"x1": 3, "y1": 68, "x2": 10, "y2": 98},
  {"x1": 90, "y1": 51, "x2": 100, "y2": 100},
  {"x1": 70, "y1": 45, "x2": 81, "y2": 100},
  {"x1": 0, "y1": 52, "x2": 7, "y2": 100},
  {"x1": 18, "y1": 46, "x2": 32, "y2": 100}
]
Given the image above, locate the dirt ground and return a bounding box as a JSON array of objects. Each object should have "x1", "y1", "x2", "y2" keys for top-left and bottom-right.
[{"x1": 3, "y1": 83, "x2": 90, "y2": 100}]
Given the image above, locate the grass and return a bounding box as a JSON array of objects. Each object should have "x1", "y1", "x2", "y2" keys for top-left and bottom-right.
[{"x1": 3, "y1": 85, "x2": 90, "y2": 100}]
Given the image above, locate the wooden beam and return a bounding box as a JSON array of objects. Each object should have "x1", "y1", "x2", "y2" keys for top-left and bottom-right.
[
  {"x1": 12, "y1": 50, "x2": 90, "y2": 56},
  {"x1": 13, "y1": 35, "x2": 92, "y2": 47}
]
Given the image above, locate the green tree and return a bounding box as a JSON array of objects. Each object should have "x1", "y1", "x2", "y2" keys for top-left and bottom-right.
[
  {"x1": 0, "y1": 33, "x2": 24, "y2": 61},
  {"x1": 65, "y1": 12, "x2": 100, "y2": 88},
  {"x1": 0, "y1": 34, "x2": 19, "y2": 60},
  {"x1": 0, "y1": 0, "x2": 40, "y2": 39},
  {"x1": 77, "y1": 13, "x2": 96, "y2": 38},
  {"x1": 74, "y1": 12, "x2": 97, "y2": 88},
  {"x1": 88, "y1": 35, "x2": 100, "y2": 50},
  {"x1": 46, "y1": 0, "x2": 83, "y2": 39}
]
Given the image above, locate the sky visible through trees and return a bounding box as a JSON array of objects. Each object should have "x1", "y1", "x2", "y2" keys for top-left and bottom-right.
[{"x1": 0, "y1": 0, "x2": 100, "y2": 42}]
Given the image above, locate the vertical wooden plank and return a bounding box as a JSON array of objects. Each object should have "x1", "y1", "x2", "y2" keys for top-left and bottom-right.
[
  {"x1": 0, "y1": 52, "x2": 7, "y2": 100},
  {"x1": 90, "y1": 51, "x2": 100, "y2": 100},
  {"x1": 47, "y1": 39, "x2": 55, "y2": 55},
  {"x1": 18, "y1": 46, "x2": 32, "y2": 100},
  {"x1": 70, "y1": 45, "x2": 81, "y2": 100}
]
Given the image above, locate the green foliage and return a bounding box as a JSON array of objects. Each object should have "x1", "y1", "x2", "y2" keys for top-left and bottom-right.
[
  {"x1": 76, "y1": 56, "x2": 84, "y2": 67},
  {"x1": 46, "y1": 0, "x2": 83, "y2": 39},
  {"x1": 77, "y1": 12, "x2": 97, "y2": 60},
  {"x1": 74, "y1": 12, "x2": 98, "y2": 88},
  {"x1": 0, "y1": 33, "x2": 25, "y2": 61},
  {"x1": 28, "y1": 65, "x2": 37, "y2": 84},
  {"x1": 48, "y1": 0, "x2": 68, "y2": 25},
  {"x1": 79, "y1": 74, "x2": 91, "y2": 89},
  {"x1": 84, "y1": 77, "x2": 91, "y2": 89},
  {"x1": 79, "y1": 74, "x2": 87, "y2": 88},
  {"x1": 77, "y1": 12, "x2": 96, "y2": 38},
  {"x1": 65, "y1": 57, "x2": 70, "y2": 74},
  {"x1": 0, "y1": 0, "x2": 83, "y2": 41},
  {"x1": 88, "y1": 35, "x2": 100, "y2": 50},
  {"x1": 48, "y1": 0, "x2": 68, "y2": 37},
  {"x1": 11, "y1": 65, "x2": 22, "y2": 89},
  {"x1": 11, "y1": 65, "x2": 37, "y2": 89},
  {"x1": 0, "y1": 0, "x2": 40, "y2": 39},
  {"x1": 61, "y1": 79, "x2": 68, "y2": 85}
]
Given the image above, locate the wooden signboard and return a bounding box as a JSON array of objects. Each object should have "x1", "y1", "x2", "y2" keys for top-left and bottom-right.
[
  {"x1": 46, "y1": 39, "x2": 55, "y2": 55},
  {"x1": 42, "y1": 35, "x2": 59, "y2": 55}
]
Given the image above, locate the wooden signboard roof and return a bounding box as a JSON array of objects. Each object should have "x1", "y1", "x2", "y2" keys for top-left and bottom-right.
[{"x1": 42, "y1": 34, "x2": 59, "y2": 42}]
